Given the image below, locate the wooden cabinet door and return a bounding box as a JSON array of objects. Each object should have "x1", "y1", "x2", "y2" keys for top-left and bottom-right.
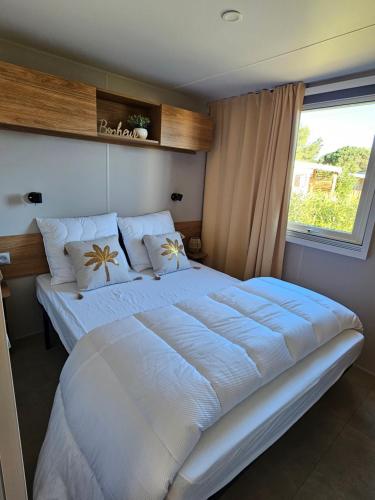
[
  {"x1": 160, "y1": 104, "x2": 213, "y2": 151},
  {"x1": 0, "y1": 60, "x2": 97, "y2": 137}
]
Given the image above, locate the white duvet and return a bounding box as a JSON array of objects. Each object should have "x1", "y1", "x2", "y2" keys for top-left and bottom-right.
[{"x1": 34, "y1": 278, "x2": 362, "y2": 500}]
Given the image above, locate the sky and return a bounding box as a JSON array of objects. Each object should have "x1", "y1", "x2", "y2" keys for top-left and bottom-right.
[{"x1": 300, "y1": 101, "x2": 375, "y2": 157}]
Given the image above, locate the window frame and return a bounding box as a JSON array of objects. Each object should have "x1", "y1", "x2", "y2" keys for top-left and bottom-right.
[{"x1": 286, "y1": 94, "x2": 375, "y2": 260}]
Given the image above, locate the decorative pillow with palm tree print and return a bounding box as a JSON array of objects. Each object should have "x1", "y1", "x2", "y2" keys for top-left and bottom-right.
[
  {"x1": 65, "y1": 235, "x2": 131, "y2": 291},
  {"x1": 143, "y1": 231, "x2": 191, "y2": 276}
]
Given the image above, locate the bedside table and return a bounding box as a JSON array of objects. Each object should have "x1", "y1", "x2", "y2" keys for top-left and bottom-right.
[
  {"x1": 187, "y1": 251, "x2": 208, "y2": 264},
  {"x1": 1, "y1": 280, "x2": 11, "y2": 332}
]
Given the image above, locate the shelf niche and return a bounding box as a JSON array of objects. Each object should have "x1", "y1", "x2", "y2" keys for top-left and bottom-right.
[{"x1": 96, "y1": 89, "x2": 161, "y2": 145}]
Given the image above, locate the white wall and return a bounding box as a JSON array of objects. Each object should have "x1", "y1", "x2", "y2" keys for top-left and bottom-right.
[
  {"x1": 0, "y1": 39, "x2": 207, "y2": 340},
  {"x1": 0, "y1": 131, "x2": 206, "y2": 234}
]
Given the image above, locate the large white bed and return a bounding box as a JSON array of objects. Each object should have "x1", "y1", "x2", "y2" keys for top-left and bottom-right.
[{"x1": 34, "y1": 265, "x2": 364, "y2": 500}]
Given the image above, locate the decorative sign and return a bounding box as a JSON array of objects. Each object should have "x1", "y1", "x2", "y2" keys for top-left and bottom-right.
[{"x1": 98, "y1": 119, "x2": 139, "y2": 139}]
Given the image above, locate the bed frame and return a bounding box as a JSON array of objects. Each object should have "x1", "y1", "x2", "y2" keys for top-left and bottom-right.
[{"x1": 41, "y1": 306, "x2": 53, "y2": 350}]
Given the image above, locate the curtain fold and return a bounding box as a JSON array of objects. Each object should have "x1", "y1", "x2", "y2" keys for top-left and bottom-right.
[{"x1": 202, "y1": 82, "x2": 305, "y2": 280}]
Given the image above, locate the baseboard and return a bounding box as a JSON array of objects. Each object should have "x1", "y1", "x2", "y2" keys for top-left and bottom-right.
[
  {"x1": 10, "y1": 329, "x2": 43, "y2": 342},
  {"x1": 354, "y1": 362, "x2": 375, "y2": 377}
]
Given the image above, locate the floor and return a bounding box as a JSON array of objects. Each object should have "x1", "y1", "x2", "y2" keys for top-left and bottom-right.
[{"x1": 10, "y1": 332, "x2": 375, "y2": 500}]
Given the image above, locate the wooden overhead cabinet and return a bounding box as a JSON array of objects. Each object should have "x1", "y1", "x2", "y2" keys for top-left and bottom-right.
[
  {"x1": 0, "y1": 60, "x2": 97, "y2": 136},
  {"x1": 0, "y1": 60, "x2": 213, "y2": 152},
  {"x1": 160, "y1": 104, "x2": 213, "y2": 151}
]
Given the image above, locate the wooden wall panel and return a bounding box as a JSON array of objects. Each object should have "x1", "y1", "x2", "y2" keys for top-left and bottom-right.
[
  {"x1": 160, "y1": 104, "x2": 213, "y2": 152},
  {"x1": 0, "y1": 60, "x2": 97, "y2": 136},
  {"x1": 0, "y1": 220, "x2": 202, "y2": 279},
  {"x1": 175, "y1": 220, "x2": 202, "y2": 241},
  {"x1": 0, "y1": 234, "x2": 49, "y2": 279}
]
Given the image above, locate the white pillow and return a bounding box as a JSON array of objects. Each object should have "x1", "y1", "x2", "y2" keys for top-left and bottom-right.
[
  {"x1": 143, "y1": 231, "x2": 191, "y2": 276},
  {"x1": 65, "y1": 235, "x2": 131, "y2": 291},
  {"x1": 118, "y1": 210, "x2": 175, "y2": 271},
  {"x1": 37, "y1": 213, "x2": 118, "y2": 285}
]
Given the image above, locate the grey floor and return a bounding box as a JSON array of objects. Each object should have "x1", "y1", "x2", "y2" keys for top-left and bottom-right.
[{"x1": 10, "y1": 332, "x2": 375, "y2": 500}]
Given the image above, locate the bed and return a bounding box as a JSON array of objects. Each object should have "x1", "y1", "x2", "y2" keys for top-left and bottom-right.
[{"x1": 34, "y1": 264, "x2": 364, "y2": 500}]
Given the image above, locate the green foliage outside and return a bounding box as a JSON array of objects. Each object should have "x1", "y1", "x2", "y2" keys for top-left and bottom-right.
[
  {"x1": 320, "y1": 146, "x2": 370, "y2": 173},
  {"x1": 295, "y1": 126, "x2": 323, "y2": 162},
  {"x1": 289, "y1": 191, "x2": 360, "y2": 233},
  {"x1": 289, "y1": 127, "x2": 371, "y2": 233}
]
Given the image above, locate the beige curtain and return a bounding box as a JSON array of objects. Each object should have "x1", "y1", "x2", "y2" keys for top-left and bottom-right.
[{"x1": 202, "y1": 82, "x2": 305, "y2": 280}]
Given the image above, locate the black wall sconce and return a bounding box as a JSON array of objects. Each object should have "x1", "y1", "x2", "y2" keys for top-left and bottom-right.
[
  {"x1": 27, "y1": 192, "x2": 43, "y2": 204},
  {"x1": 171, "y1": 192, "x2": 183, "y2": 202}
]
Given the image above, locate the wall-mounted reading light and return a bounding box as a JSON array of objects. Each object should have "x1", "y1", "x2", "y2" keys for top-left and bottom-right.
[
  {"x1": 27, "y1": 192, "x2": 43, "y2": 204},
  {"x1": 171, "y1": 192, "x2": 183, "y2": 202}
]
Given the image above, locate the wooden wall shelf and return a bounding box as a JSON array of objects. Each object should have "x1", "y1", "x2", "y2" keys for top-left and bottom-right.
[
  {"x1": 0, "y1": 60, "x2": 213, "y2": 153},
  {"x1": 96, "y1": 133, "x2": 160, "y2": 147}
]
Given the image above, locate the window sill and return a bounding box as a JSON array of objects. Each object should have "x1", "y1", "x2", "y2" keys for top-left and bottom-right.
[{"x1": 286, "y1": 230, "x2": 370, "y2": 260}]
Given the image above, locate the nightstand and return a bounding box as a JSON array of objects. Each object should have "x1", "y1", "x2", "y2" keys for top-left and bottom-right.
[
  {"x1": 187, "y1": 251, "x2": 208, "y2": 264},
  {"x1": 1, "y1": 280, "x2": 11, "y2": 332}
]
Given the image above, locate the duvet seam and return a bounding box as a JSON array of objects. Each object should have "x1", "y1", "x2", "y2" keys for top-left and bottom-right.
[
  {"x1": 97, "y1": 338, "x2": 187, "y2": 468},
  {"x1": 207, "y1": 294, "x2": 295, "y2": 360},
  {"x1": 173, "y1": 301, "x2": 262, "y2": 377},
  {"x1": 260, "y1": 278, "x2": 344, "y2": 326},
  {"x1": 135, "y1": 311, "x2": 224, "y2": 416},
  {"x1": 64, "y1": 333, "x2": 185, "y2": 472},
  {"x1": 58, "y1": 387, "x2": 107, "y2": 500},
  {"x1": 235, "y1": 286, "x2": 321, "y2": 342}
]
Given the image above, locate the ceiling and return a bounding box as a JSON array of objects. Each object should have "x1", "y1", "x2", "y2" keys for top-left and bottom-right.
[{"x1": 1, "y1": 0, "x2": 375, "y2": 100}]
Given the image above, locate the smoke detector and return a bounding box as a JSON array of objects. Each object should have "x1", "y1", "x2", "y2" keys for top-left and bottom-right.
[{"x1": 221, "y1": 10, "x2": 243, "y2": 22}]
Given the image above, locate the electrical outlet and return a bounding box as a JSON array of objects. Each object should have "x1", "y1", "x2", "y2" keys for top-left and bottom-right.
[{"x1": 0, "y1": 252, "x2": 11, "y2": 265}]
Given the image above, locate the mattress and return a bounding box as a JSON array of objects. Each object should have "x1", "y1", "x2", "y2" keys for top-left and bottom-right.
[{"x1": 36, "y1": 264, "x2": 238, "y2": 352}]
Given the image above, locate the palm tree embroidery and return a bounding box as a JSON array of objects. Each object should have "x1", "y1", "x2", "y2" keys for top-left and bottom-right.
[
  {"x1": 84, "y1": 244, "x2": 119, "y2": 282},
  {"x1": 160, "y1": 237, "x2": 185, "y2": 269}
]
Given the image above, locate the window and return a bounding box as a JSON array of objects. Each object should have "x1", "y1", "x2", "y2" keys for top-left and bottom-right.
[{"x1": 287, "y1": 97, "x2": 375, "y2": 259}]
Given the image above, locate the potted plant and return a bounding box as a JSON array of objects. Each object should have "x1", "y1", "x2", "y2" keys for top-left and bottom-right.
[{"x1": 127, "y1": 114, "x2": 151, "y2": 140}]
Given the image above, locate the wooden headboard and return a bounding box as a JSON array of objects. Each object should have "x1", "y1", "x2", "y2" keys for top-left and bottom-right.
[{"x1": 0, "y1": 220, "x2": 202, "y2": 279}]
